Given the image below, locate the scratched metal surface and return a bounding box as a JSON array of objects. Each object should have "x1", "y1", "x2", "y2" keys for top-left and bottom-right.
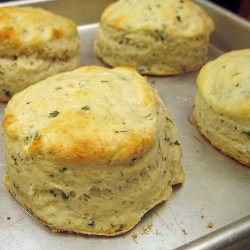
[{"x1": 0, "y1": 1, "x2": 250, "y2": 249}]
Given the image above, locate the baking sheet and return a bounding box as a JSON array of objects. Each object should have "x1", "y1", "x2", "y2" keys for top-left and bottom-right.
[{"x1": 0, "y1": 0, "x2": 250, "y2": 249}]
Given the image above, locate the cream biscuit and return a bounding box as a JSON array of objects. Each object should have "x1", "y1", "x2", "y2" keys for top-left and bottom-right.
[
  {"x1": 193, "y1": 49, "x2": 250, "y2": 167},
  {"x1": 94, "y1": 0, "x2": 214, "y2": 75},
  {"x1": 0, "y1": 6, "x2": 80, "y2": 102},
  {"x1": 3, "y1": 66, "x2": 184, "y2": 235}
]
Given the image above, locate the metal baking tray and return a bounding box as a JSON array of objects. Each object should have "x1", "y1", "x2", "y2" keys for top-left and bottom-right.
[{"x1": 0, "y1": 0, "x2": 249, "y2": 249}]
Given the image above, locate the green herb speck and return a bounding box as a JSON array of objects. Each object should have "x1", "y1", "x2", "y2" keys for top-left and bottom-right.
[
  {"x1": 82, "y1": 105, "x2": 90, "y2": 110},
  {"x1": 50, "y1": 190, "x2": 57, "y2": 197},
  {"x1": 34, "y1": 131, "x2": 40, "y2": 140},
  {"x1": 166, "y1": 116, "x2": 173, "y2": 123},
  {"x1": 2, "y1": 89, "x2": 11, "y2": 98},
  {"x1": 11, "y1": 155, "x2": 18, "y2": 166},
  {"x1": 115, "y1": 130, "x2": 128, "y2": 133},
  {"x1": 241, "y1": 131, "x2": 250, "y2": 136},
  {"x1": 49, "y1": 111, "x2": 59, "y2": 118},
  {"x1": 115, "y1": 224, "x2": 124, "y2": 232},
  {"x1": 88, "y1": 220, "x2": 95, "y2": 228},
  {"x1": 164, "y1": 136, "x2": 170, "y2": 141},
  {"x1": 154, "y1": 29, "x2": 165, "y2": 41},
  {"x1": 62, "y1": 192, "x2": 69, "y2": 200},
  {"x1": 174, "y1": 140, "x2": 180, "y2": 145},
  {"x1": 176, "y1": 15, "x2": 182, "y2": 22},
  {"x1": 59, "y1": 167, "x2": 68, "y2": 173}
]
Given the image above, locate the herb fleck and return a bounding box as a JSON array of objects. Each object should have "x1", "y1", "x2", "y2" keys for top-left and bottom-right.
[
  {"x1": 34, "y1": 131, "x2": 40, "y2": 140},
  {"x1": 115, "y1": 130, "x2": 128, "y2": 133},
  {"x1": 154, "y1": 29, "x2": 165, "y2": 41},
  {"x1": 118, "y1": 32, "x2": 127, "y2": 44},
  {"x1": 50, "y1": 190, "x2": 57, "y2": 197},
  {"x1": 241, "y1": 131, "x2": 250, "y2": 136},
  {"x1": 115, "y1": 224, "x2": 124, "y2": 232},
  {"x1": 24, "y1": 135, "x2": 32, "y2": 144},
  {"x1": 232, "y1": 72, "x2": 239, "y2": 77},
  {"x1": 176, "y1": 15, "x2": 182, "y2": 22},
  {"x1": 166, "y1": 116, "x2": 173, "y2": 123},
  {"x1": 2, "y1": 89, "x2": 11, "y2": 98},
  {"x1": 164, "y1": 136, "x2": 170, "y2": 142},
  {"x1": 59, "y1": 167, "x2": 68, "y2": 173},
  {"x1": 82, "y1": 105, "x2": 90, "y2": 110},
  {"x1": 88, "y1": 220, "x2": 95, "y2": 228},
  {"x1": 11, "y1": 155, "x2": 18, "y2": 166},
  {"x1": 174, "y1": 140, "x2": 180, "y2": 145},
  {"x1": 49, "y1": 111, "x2": 59, "y2": 118},
  {"x1": 62, "y1": 192, "x2": 69, "y2": 200}
]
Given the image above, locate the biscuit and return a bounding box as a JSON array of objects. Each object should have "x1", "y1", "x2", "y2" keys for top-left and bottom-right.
[
  {"x1": 193, "y1": 49, "x2": 250, "y2": 167},
  {"x1": 0, "y1": 6, "x2": 80, "y2": 102},
  {"x1": 3, "y1": 66, "x2": 185, "y2": 235},
  {"x1": 94, "y1": 0, "x2": 214, "y2": 75}
]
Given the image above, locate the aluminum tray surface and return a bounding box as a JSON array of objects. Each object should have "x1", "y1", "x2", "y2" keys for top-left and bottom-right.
[{"x1": 0, "y1": 0, "x2": 249, "y2": 249}]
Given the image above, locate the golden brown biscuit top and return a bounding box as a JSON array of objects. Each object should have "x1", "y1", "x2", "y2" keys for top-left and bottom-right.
[
  {"x1": 197, "y1": 49, "x2": 250, "y2": 119},
  {"x1": 0, "y1": 6, "x2": 79, "y2": 57},
  {"x1": 101, "y1": 0, "x2": 214, "y2": 37},
  {"x1": 3, "y1": 66, "x2": 157, "y2": 165}
]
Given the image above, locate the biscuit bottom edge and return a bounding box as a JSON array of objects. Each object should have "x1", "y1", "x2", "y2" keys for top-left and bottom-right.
[{"x1": 4, "y1": 175, "x2": 182, "y2": 236}]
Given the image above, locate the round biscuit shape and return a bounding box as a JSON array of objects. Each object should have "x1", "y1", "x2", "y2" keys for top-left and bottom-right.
[
  {"x1": 3, "y1": 66, "x2": 185, "y2": 235},
  {"x1": 94, "y1": 0, "x2": 214, "y2": 75},
  {"x1": 193, "y1": 49, "x2": 250, "y2": 167},
  {"x1": 0, "y1": 6, "x2": 81, "y2": 102}
]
